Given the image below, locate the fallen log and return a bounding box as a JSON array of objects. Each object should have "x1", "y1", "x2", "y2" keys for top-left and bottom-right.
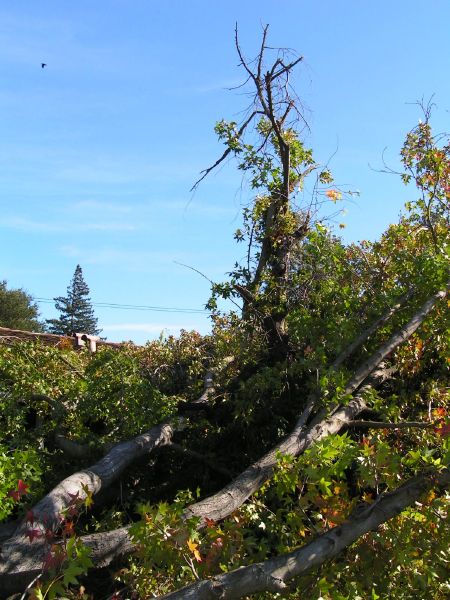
[
  {"x1": 0, "y1": 424, "x2": 173, "y2": 596},
  {"x1": 160, "y1": 468, "x2": 450, "y2": 599},
  {"x1": 0, "y1": 285, "x2": 446, "y2": 596}
]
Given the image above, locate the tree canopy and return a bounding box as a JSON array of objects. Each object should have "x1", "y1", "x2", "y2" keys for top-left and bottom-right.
[
  {"x1": 0, "y1": 29, "x2": 448, "y2": 600},
  {"x1": 0, "y1": 280, "x2": 43, "y2": 332},
  {"x1": 46, "y1": 265, "x2": 100, "y2": 336}
]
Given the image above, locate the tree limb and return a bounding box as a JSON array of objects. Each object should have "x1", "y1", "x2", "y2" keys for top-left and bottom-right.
[
  {"x1": 342, "y1": 284, "x2": 448, "y2": 396},
  {"x1": 159, "y1": 468, "x2": 450, "y2": 599},
  {"x1": 331, "y1": 287, "x2": 415, "y2": 370},
  {"x1": 190, "y1": 111, "x2": 258, "y2": 192},
  {"x1": 1, "y1": 286, "x2": 445, "y2": 594},
  {"x1": 54, "y1": 433, "x2": 92, "y2": 459},
  {"x1": 0, "y1": 424, "x2": 173, "y2": 593}
]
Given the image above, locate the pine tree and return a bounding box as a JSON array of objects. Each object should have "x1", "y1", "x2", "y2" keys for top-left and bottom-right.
[{"x1": 46, "y1": 265, "x2": 100, "y2": 335}]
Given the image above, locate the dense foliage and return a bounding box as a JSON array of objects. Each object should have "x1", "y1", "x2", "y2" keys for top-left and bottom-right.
[
  {"x1": 0, "y1": 188, "x2": 448, "y2": 598},
  {"x1": 0, "y1": 280, "x2": 44, "y2": 332}
]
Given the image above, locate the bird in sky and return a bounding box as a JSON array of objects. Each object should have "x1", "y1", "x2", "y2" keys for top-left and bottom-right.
[{"x1": 41, "y1": 63, "x2": 47, "y2": 68}]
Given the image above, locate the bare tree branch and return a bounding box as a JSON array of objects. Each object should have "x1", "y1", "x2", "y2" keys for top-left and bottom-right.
[{"x1": 190, "y1": 111, "x2": 258, "y2": 192}]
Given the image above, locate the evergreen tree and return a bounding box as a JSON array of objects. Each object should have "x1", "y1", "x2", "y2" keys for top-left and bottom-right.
[
  {"x1": 46, "y1": 265, "x2": 100, "y2": 335},
  {"x1": 0, "y1": 280, "x2": 44, "y2": 331}
]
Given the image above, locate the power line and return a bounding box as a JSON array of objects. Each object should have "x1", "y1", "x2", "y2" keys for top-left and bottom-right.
[{"x1": 34, "y1": 297, "x2": 210, "y2": 315}]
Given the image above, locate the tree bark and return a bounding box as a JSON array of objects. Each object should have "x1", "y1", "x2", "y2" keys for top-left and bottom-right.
[
  {"x1": 0, "y1": 383, "x2": 375, "y2": 597},
  {"x1": 0, "y1": 424, "x2": 173, "y2": 596},
  {"x1": 159, "y1": 468, "x2": 450, "y2": 599}
]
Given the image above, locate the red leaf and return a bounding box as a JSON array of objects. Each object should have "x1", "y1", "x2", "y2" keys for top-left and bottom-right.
[
  {"x1": 25, "y1": 528, "x2": 42, "y2": 543},
  {"x1": 7, "y1": 490, "x2": 20, "y2": 502},
  {"x1": 7, "y1": 479, "x2": 29, "y2": 502},
  {"x1": 43, "y1": 545, "x2": 66, "y2": 571},
  {"x1": 434, "y1": 423, "x2": 450, "y2": 437},
  {"x1": 17, "y1": 480, "x2": 29, "y2": 496},
  {"x1": 63, "y1": 520, "x2": 75, "y2": 536}
]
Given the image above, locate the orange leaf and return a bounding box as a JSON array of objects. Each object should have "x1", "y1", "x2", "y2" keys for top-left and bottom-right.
[
  {"x1": 187, "y1": 538, "x2": 202, "y2": 562},
  {"x1": 434, "y1": 423, "x2": 450, "y2": 437}
]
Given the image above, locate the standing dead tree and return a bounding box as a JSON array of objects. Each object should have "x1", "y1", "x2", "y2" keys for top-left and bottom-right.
[{"x1": 193, "y1": 25, "x2": 327, "y2": 361}]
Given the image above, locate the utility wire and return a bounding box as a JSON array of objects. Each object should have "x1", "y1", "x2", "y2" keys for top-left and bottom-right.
[{"x1": 34, "y1": 297, "x2": 210, "y2": 315}]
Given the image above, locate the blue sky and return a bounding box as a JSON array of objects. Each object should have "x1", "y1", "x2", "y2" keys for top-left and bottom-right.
[{"x1": 1, "y1": 1, "x2": 449, "y2": 344}]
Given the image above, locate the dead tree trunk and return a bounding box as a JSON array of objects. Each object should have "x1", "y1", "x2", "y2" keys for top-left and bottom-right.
[{"x1": 192, "y1": 26, "x2": 313, "y2": 361}]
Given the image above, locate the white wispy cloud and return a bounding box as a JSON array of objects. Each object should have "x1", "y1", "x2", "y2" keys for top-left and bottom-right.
[
  {"x1": 0, "y1": 216, "x2": 136, "y2": 233},
  {"x1": 70, "y1": 200, "x2": 132, "y2": 214},
  {"x1": 102, "y1": 321, "x2": 210, "y2": 342},
  {"x1": 58, "y1": 245, "x2": 185, "y2": 269}
]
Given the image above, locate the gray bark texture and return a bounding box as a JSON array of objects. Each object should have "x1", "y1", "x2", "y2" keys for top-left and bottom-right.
[
  {"x1": 0, "y1": 424, "x2": 173, "y2": 596},
  {"x1": 159, "y1": 468, "x2": 450, "y2": 599}
]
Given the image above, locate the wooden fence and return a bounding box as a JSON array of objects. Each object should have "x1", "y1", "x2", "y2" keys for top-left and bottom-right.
[{"x1": 0, "y1": 326, "x2": 124, "y2": 352}]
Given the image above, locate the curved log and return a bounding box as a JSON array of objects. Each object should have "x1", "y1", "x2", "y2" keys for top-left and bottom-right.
[
  {"x1": 0, "y1": 424, "x2": 173, "y2": 596},
  {"x1": 30, "y1": 424, "x2": 173, "y2": 531},
  {"x1": 185, "y1": 283, "x2": 449, "y2": 524},
  {"x1": 54, "y1": 433, "x2": 92, "y2": 459},
  {"x1": 184, "y1": 380, "x2": 375, "y2": 524},
  {"x1": 160, "y1": 468, "x2": 450, "y2": 599},
  {"x1": 0, "y1": 384, "x2": 375, "y2": 597}
]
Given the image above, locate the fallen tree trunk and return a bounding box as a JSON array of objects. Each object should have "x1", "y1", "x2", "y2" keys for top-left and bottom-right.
[
  {"x1": 0, "y1": 424, "x2": 173, "y2": 596},
  {"x1": 160, "y1": 467, "x2": 450, "y2": 599},
  {"x1": 186, "y1": 286, "x2": 448, "y2": 525},
  {"x1": 27, "y1": 424, "x2": 173, "y2": 531},
  {"x1": 184, "y1": 378, "x2": 377, "y2": 524},
  {"x1": 0, "y1": 286, "x2": 446, "y2": 596},
  {"x1": 0, "y1": 381, "x2": 379, "y2": 597}
]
